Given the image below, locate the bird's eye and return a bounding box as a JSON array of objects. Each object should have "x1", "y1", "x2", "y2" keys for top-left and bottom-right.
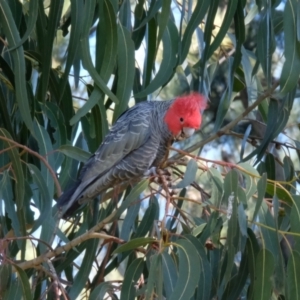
[{"x1": 179, "y1": 117, "x2": 184, "y2": 123}]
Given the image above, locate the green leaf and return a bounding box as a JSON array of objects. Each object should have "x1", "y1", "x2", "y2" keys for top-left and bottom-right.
[
  {"x1": 191, "y1": 223, "x2": 207, "y2": 237},
  {"x1": 112, "y1": 237, "x2": 157, "y2": 255},
  {"x1": 240, "y1": 124, "x2": 252, "y2": 161},
  {"x1": 33, "y1": 120, "x2": 55, "y2": 198},
  {"x1": 265, "y1": 182, "x2": 293, "y2": 205},
  {"x1": 0, "y1": 0, "x2": 34, "y2": 133},
  {"x1": 258, "y1": 201, "x2": 280, "y2": 261},
  {"x1": 198, "y1": 0, "x2": 219, "y2": 91},
  {"x1": 175, "y1": 159, "x2": 198, "y2": 188},
  {"x1": 156, "y1": 0, "x2": 171, "y2": 53},
  {"x1": 179, "y1": 0, "x2": 210, "y2": 63},
  {"x1": 0, "y1": 128, "x2": 24, "y2": 208},
  {"x1": 68, "y1": 239, "x2": 99, "y2": 299},
  {"x1": 161, "y1": 250, "x2": 178, "y2": 298},
  {"x1": 265, "y1": 153, "x2": 276, "y2": 180},
  {"x1": 0, "y1": 264, "x2": 11, "y2": 294},
  {"x1": 242, "y1": 99, "x2": 283, "y2": 163},
  {"x1": 283, "y1": 156, "x2": 294, "y2": 183},
  {"x1": 13, "y1": 264, "x2": 32, "y2": 300},
  {"x1": 79, "y1": 0, "x2": 118, "y2": 104},
  {"x1": 168, "y1": 189, "x2": 185, "y2": 230},
  {"x1": 169, "y1": 239, "x2": 201, "y2": 300},
  {"x1": 58, "y1": 145, "x2": 90, "y2": 163},
  {"x1": 59, "y1": 0, "x2": 83, "y2": 99},
  {"x1": 41, "y1": 102, "x2": 67, "y2": 168},
  {"x1": 27, "y1": 164, "x2": 51, "y2": 234},
  {"x1": 120, "y1": 258, "x2": 144, "y2": 300},
  {"x1": 96, "y1": 0, "x2": 118, "y2": 82},
  {"x1": 36, "y1": 0, "x2": 63, "y2": 104},
  {"x1": 0, "y1": 171, "x2": 21, "y2": 242},
  {"x1": 120, "y1": 200, "x2": 141, "y2": 241},
  {"x1": 253, "y1": 249, "x2": 274, "y2": 300},
  {"x1": 8, "y1": 0, "x2": 39, "y2": 51},
  {"x1": 135, "y1": 18, "x2": 178, "y2": 98},
  {"x1": 280, "y1": 0, "x2": 300, "y2": 94},
  {"x1": 113, "y1": 24, "x2": 135, "y2": 120},
  {"x1": 132, "y1": 1, "x2": 146, "y2": 50},
  {"x1": 223, "y1": 170, "x2": 239, "y2": 205},
  {"x1": 143, "y1": 17, "x2": 157, "y2": 88},
  {"x1": 114, "y1": 179, "x2": 149, "y2": 219},
  {"x1": 290, "y1": 195, "x2": 300, "y2": 253},
  {"x1": 257, "y1": 11, "x2": 275, "y2": 86},
  {"x1": 246, "y1": 228, "x2": 260, "y2": 299},
  {"x1": 238, "y1": 202, "x2": 248, "y2": 237},
  {"x1": 89, "y1": 282, "x2": 114, "y2": 300},
  {"x1": 134, "y1": 0, "x2": 162, "y2": 31},
  {"x1": 0, "y1": 86, "x2": 15, "y2": 140},
  {"x1": 145, "y1": 253, "x2": 161, "y2": 300},
  {"x1": 223, "y1": 244, "x2": 249, "y2": 299},
  {"x1": 207, "y1": 0, "x2": 238, "y2": 58},
  {"x1": 185, "y1": 235, "x2": 212, "y2": 300},
  {"x1": 287, "y1": 250, "x2": 300, "y2": 299},
  {"x1": 213, "y1": 87, "x2": 232, "y2": 132},
  {"x1": 208, "y1": 167, "x2": 224, "y2": 207},
  {"x1": 70, "y1": 87, "x2": 104, "y2": 125},
  {"x1": 3, "y1": 276, "x2": 23, "y2": 299},
  {"x1": 135, "y1": 201, "x2": 158, "y2": 237}
]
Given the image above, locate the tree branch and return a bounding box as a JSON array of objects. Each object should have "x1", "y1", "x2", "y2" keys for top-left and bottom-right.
[{"x1": 15, "y1": 210, "x2": 118, "y2": 271}]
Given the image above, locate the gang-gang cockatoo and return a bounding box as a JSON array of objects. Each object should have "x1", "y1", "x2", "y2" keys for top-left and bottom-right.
[{"x1": 58, "y1": 93, "x2": 207, "y2": 215}]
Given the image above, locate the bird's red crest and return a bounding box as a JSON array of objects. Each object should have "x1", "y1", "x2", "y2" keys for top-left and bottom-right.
[{"x1": 164, "y1": 93, "x2": 207, "y2": 135}]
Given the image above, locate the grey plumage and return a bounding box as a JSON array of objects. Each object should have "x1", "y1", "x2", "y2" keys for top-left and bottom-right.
[
  {"x1": 58, "y1": 100, "x2": 174, "y2": 214},
  {"x1": 57, "y1": 93, "x2": 206, "y2": 215}
]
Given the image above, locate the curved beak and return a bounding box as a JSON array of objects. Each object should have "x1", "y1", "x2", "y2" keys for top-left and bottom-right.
[{"x1": 182, "y1": 127, "x2": 195, "y2": 138}]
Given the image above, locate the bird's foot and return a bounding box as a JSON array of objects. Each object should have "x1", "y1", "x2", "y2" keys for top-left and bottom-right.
[{"x1": 146, "y1": 167, "x2": 172, "y2": 186}]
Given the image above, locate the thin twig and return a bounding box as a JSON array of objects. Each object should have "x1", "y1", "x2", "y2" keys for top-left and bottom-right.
[
  {"x1": 15, "y1": 211, "x2": 118, "y2": 271},
  {"x1": 0, "y1": 135, "x2": 61, "y2": 196}
]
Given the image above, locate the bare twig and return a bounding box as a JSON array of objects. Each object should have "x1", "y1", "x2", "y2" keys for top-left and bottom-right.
[
  {"x1": 15, "y1": 211, "x2": 118, "y2": 271},
  {"x1": 0, "y1": 135, "x2": 61, "y2": 196},
  {"x1": 46, "y1": 259, "x2": 69, "y2": 300}
]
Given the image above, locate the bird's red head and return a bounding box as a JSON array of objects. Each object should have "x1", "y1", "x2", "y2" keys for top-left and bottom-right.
[{"x1": 164, "y1": 93, "x2": 207, "y2": 138}]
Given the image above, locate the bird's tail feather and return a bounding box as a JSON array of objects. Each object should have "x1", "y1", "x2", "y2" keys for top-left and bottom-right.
[{"x1": 57, "y1": 181, "x2": 80, "y2": 207}]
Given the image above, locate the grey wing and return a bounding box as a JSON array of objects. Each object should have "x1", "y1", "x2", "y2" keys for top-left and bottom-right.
[
  {"x1": 61, "y1": 102, "x2": 156, "y2": 208},
  {"x1": 81, "y1": 103, "x2": 153, "y2": 181}
]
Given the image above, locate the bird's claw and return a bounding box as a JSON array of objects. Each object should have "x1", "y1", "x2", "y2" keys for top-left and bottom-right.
[{"x1": 146, "y1": 167, "x2": 172, "y2": 186}]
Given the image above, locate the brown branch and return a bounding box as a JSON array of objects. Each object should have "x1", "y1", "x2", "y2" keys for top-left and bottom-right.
[
  {"x1": 0, "y1": 135, "x2": 61, "y2": 197},
  {"x1": 15, "y1": 210, "x2": 118, "y2": 271}
]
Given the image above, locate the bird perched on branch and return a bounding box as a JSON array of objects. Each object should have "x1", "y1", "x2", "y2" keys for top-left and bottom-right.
[{"x1": 58, "y1": 93, "x2": 207, "y2": 215}]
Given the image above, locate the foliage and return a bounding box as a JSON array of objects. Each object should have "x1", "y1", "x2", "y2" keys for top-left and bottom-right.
[{"x1": 0, "y1": 0, "x2": 300, "y2": 299}]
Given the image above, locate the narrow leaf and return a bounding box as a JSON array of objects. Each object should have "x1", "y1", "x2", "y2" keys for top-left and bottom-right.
[
  {"x1": 0, "y1": 0, "x2": 34, "y2": 133},
  {"x1": 79, "y1": 0, "x2": 118, "y2": 103},
  {"x1": 287, "y1": 250, "x2": 300, "y2": 299},
  {"x1": 280, "y1": 0, "x2": 300, "y2": 94},
  {"x1": 180, "y1": 0, "x2": 210, "y2": 63},
  {"x1": 113, "y1": 24, "x2": 135, "y2": 120},
  {"x1": 175, "y1": 159, "x2": 198, "y2": 188},
  {"x1": 0, "y1": 128, "x2": 24, "y2": 208},
  {"x1": 58, "y1": 145, "x2": 90, "y2": 163},
  {"x1": 112, "y1": 237, "x2": 156, "y2": 255},
  {"x1": 120, "y1": 258, "x2": 144, "y2": 300},
  {"x1": 253, "y1": 249, "x2": 274, "y2": 300},
  {"x1": 169, "y1": 239, "x2": 201, "y2": 300},
  {"x1": 161, "y1": 250, "x2": 178, "y2": 298},
  {"x1": 135, "y1": 18, "x2": 178, "y2": 98}
]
